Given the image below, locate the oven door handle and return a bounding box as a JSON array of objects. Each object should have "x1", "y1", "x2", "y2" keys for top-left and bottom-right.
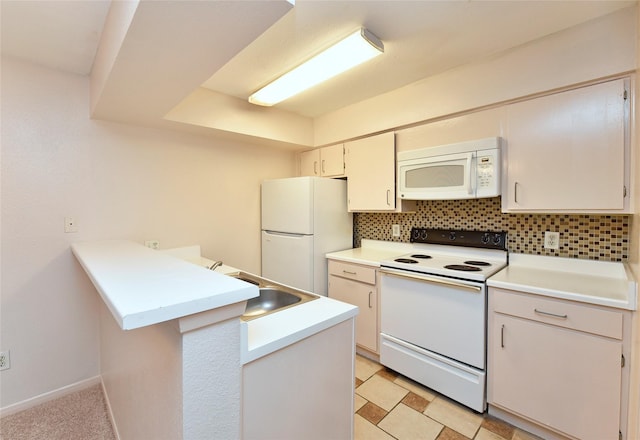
[{"x1": 379, "y1": 268, "x2": 482, "y2": 293}]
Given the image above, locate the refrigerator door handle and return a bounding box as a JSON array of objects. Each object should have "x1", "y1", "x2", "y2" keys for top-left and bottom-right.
[{"x1": 263, "y1": 230, "x2": 308, "y2": 239}]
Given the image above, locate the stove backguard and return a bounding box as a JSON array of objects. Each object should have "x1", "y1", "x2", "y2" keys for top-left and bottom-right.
[{"x1": 410, "y1": 228, "x2": 507, "y2": 251}]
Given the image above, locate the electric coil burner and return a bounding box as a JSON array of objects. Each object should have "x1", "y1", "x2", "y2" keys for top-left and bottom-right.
[
  {"x1": 379, "y1": 228, "x2": 508, "y2": 412},
  {"x1": 444, "y1": 264, "x2": 482, "y2": 272},
  {"x1": 394, "y1": 258, "x2": 418, "y2": 264}
]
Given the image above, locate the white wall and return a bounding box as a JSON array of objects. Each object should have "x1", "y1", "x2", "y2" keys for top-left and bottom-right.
[{"x1": 0, "y1": 57, "x2": 296, "y2": 409}]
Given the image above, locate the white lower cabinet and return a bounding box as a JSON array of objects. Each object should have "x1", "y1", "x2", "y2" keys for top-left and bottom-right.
[
  {"x1": 488, "y1": 288, "x2": 626, "y2": 440},
  {"x1": 328, "y1": 259, "x2": 379, "y2": 353}
]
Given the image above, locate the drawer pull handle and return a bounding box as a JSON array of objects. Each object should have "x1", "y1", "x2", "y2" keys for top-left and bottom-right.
[
  {"x1": 501, "y1": 324, "x2": 505, "y2": 348},
  {"x1": 343, "y1": 270, "x2": 357, "y2": 275},
  {"x1": 534, "y1": 308, "x2": 568, "y2": 319},
  {"x1": 368, "y1": 291, "x2": 373, "y2": 308}
]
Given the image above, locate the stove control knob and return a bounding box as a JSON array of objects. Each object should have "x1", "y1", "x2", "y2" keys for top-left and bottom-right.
[
  {"x1": 421, "y1": 230, "x2": 428, "y2": 240},
  {"x1": 481, "y1": 234, "x2": 490, "y2": 244},
  {"x1": 449, "y1": 231, "x2": 456, "y2": 240},
  {"x1": 493, "y1": 235, "x2": 502, "y2": 246}
]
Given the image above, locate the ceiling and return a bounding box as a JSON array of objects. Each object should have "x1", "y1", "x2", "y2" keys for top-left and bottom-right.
[{"x1": 1, "y1": 0, "x2": 636, "y2": 143}]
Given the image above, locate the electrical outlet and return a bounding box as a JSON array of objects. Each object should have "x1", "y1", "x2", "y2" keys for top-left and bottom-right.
[
  {"x1": 0, "y1": 351, "x2": 10, "y2": 371},
  {"x1": 544, "y1": 231, "x2": 560, "y2": 250},
  {"x1": 144, "y1": 240, "x2": 160, "y2": 250},
  {"x1": 64, "y1": 216, "x2": 78, "y2": 233},
  {"x1": 392, "y1": 224, "x2": 400, "y2": 237}
]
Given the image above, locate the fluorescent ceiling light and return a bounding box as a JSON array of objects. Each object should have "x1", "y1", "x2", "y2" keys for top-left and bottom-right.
[{"x1": 248, "y1": 27, "x2": 384, "y2": 107}]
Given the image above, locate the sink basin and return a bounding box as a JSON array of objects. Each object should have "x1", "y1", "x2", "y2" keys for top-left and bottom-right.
[
  {"x1": 228, "y1": 271, "x2": 318, "y2": 320},
  {"x1": 243, "y1": 288, "x2": 301, "y2": 318}
]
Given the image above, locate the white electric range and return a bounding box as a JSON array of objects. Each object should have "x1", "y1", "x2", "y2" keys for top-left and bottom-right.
[{"x1": 379, "y1": 227, "x2": 508, "y2": 412}]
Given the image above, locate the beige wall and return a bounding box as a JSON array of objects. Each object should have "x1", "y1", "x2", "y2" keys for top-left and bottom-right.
[{"x1": 0, "y1": 57, "x2": 296, "y2": 409}]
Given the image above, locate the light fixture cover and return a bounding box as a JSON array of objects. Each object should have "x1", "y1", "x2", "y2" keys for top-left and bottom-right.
[{"x1": 248, "y1": 27, "x2": 384, "y2": 107}]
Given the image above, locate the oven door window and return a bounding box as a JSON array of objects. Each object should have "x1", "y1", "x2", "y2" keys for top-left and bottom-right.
[{"x1": 380, "y1": 271, "x2": 486, "y2": 369}]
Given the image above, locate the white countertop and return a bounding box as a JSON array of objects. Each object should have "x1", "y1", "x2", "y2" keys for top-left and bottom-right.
[
  {"x1": 72, "y1": 241, "x2": 258, "y2": 330},
  {"x1": 77, "y1": 242, "x2": 359, "y2": 361},
  {"x1": 241, "y1": 293, "x2": 357, "y2": 364},
  {"x1": 162, "y1": 245, "x2": 359, "y2": 363},
  {"x1": 326, "y1": 239, "x2": 413, "y2": 266},
  {"x1": 487, "y1": 253, "x2": 637, "y2": 310},
  {"x1": 327, "y1": 240, "x2": 637, "y2": 311}
]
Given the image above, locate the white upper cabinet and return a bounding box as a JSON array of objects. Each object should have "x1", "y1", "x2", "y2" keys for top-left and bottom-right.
[
  {"x1": 345, "y1": 132, "x2": 396, "y2": 212},
  {"x1": 300, "y1": 144, "x2": 345, "y2": 177},
  {"x1": 300, "y1": 149, "x2": 320, "y2": 176},
  {"x1": 503, "y1": 78, "x2": 630, "y2": 213}
]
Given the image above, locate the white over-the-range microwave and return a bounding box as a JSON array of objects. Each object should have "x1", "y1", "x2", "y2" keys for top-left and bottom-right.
[{"x1": 397, "y1": 137, "x2": 501, "y2": 200}]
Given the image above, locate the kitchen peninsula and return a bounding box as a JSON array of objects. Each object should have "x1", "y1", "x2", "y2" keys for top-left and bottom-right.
[{"x1": 71, "y1": 240, "x2": 357, "y2": 440}]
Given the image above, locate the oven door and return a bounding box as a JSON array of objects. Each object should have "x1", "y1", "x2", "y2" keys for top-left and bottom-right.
[
  {"x1": 380, "y1": 268, "x2": 486, "y2": 369},
  {"x1": 398, "y1": 152, "x2": 476, "y2": 200}
]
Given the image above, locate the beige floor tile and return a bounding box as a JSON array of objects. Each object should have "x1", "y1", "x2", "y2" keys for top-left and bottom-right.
[
  {"x1": 355, "y1": 355, "x2": 383, "y2": 381},
  {"x1": 424, "y1": 397, "x2": 483, "y2": 438},
  {"x1": 513, "y1": 428, "x2": 544, "y2": 440},
  {"x1": 378, "y1": 403, "x2": 443, "y2": 440},
  {"x1": 436, "y1": 427, "x2": 469, "y2": 440},
  {"x1": 475, "y1": 427, "x2": 509, "y2": 440},
  {"x1": 481, "y1": 416, "x2": 515, "y2": 439},
  {"x1": 393, "y1": 375, "x2": 437, "y2": 401},
  {"x1": 357, "y1": 374, "x2": 409, "y2": 411},
  {"x1": 355, "y1": 393, "x2": 367, "y2": 412},
  {"x1": 354, "y1": 414, "x2": 395, "y2": 440}
]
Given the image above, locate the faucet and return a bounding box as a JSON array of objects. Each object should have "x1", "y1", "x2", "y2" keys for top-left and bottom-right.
[{"x1": 208, "y1": 260, "x2": 223, "y2": 271}]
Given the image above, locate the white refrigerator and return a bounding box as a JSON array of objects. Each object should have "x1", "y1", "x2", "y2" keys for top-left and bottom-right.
[{"x1": 261, "y1": 176, "x2": 353, "y2": 296}]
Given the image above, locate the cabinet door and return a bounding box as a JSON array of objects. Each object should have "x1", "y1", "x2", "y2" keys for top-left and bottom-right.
[
  {"x1": 504, "y1": 79, "x2": 628, "y2": 212},
  {"x1": 320, "y1": 144, "x2": 345, "y2": 177},
  {"x1": 328, "y1": 275, "x2": 378, "y2": 353},
  {"x1": 345, "y1": 132, "x2": 395, "y2": 211},
  {"x1": 300, "y1": 149, "x2": 320, "y2": 176},
  {"x1": 489, "y1": 313, "x2": 622, "y2": 440}
]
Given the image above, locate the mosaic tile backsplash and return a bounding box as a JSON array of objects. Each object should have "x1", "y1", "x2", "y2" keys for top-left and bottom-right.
[{"x1": 354, "y1": 197, "x2": 629, "y2": 261}]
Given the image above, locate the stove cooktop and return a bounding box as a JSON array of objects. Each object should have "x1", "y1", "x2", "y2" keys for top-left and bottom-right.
[{"x1": 381, "y1": 228, "x2": 508, "y2": 281}]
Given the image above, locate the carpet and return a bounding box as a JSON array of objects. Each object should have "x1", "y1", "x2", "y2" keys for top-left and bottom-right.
[{"x1": 0, "y1": 384, "x2": 116, "y2": 440}]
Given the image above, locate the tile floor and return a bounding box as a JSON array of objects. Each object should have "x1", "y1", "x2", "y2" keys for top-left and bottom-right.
[{"x1": 354, "y1": 355, "x2": 540, "y2": 440}]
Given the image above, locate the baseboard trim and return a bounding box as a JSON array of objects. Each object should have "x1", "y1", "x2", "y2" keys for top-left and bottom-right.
[
  {"x1": 0, "y1": 376, "x2": 102, "y2": 418},
  {"x1": 100, "y1": 379, "x2": 121, "y2": 440}
]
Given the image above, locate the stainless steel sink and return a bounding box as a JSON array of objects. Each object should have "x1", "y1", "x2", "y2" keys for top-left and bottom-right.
[
  {"x1": 229, "y1": 271, "x2": 318, "y2": 320},
  {"x1": 243, "y1": 288, "x2": 301, "y2": 318}
]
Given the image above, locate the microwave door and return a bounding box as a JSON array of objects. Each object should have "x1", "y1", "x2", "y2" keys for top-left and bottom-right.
[{"x1": 400, "y1": 152, "x2": 475, "y2": 200}]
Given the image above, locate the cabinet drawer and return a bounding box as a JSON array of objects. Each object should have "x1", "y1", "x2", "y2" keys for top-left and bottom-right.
[
  {"x1": 490, "y1": 288, "x2": 623, "y2": 340},
  {"x1": 328, "y1": 260, "x2": 376, "y2": 285}
]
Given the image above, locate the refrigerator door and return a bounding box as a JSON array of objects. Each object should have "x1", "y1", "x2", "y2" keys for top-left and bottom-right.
[
  {"x1": 262, "y1": 231, "x2": 314, "y2": 292},
  {"x1": 261, "y1": 177, "x2": 314, "y2": 235}
]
